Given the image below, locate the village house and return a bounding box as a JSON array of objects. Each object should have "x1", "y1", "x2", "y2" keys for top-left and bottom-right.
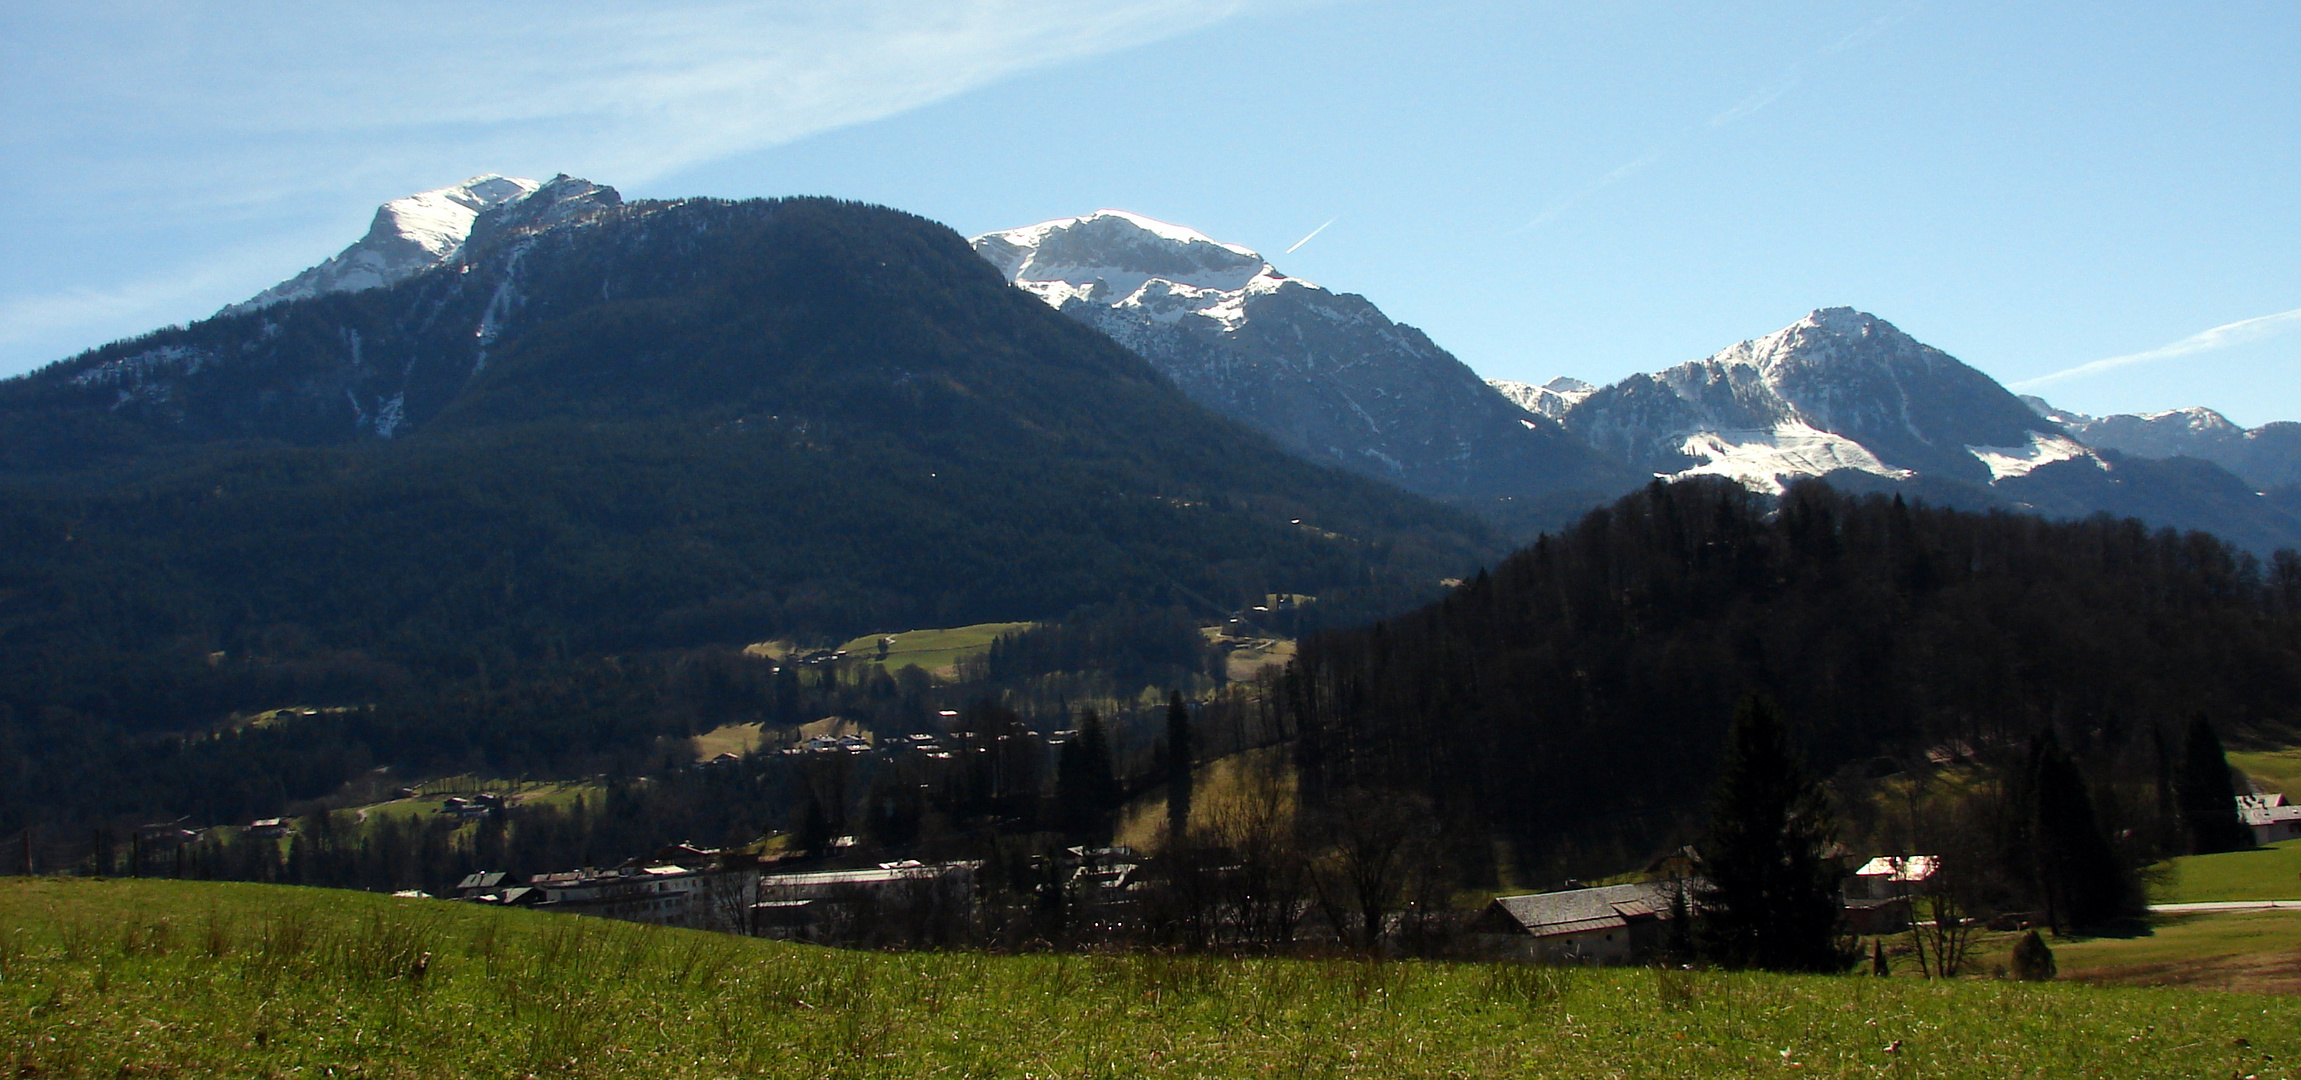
[
  {"x1": 1469, "y1": 880, "x2": 1693, "y2": 965},
  {"x1": 244, "y1": 818, "x2": 292, "y2": 839},
  {"x1": 1839, "y1": 855, "x2": 1937, "y2": 934},
  {"x1": 2238, "y1": 793, "x2": 2301, "y2": 845}
]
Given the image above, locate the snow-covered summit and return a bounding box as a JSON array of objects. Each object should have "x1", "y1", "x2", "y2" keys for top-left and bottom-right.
[
  {"x1": 972, "y1": 210, "x2": 1305, "y2": 332},
  {"x1": 225, "y1": 174, "x2": 543, "y2": 315}
]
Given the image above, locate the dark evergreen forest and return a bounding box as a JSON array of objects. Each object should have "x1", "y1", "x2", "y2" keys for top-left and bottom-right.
[{"x1": 1285, "y1": 478, "x2": 2301, "y2": 883}]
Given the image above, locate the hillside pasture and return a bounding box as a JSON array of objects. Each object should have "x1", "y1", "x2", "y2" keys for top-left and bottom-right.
[
  {"x1": 2234, "y1": 746, "x2": 2301, "y2": 798},
  {"x1": 837, "y1": 621, "x2": 1034, "y2": 677},
  {"x1": 2053, "y1": 910, "x2": 2301, "y2": 995},
  {"x1": 0, "y1": 878, "x2": 2293, "y2": 1079},
  {"x1": 689, "y1": 722, "x2": 766, "y2": 761},
  {"x1": 2151, "y1": 839, "x2": 2301, "y2": 904}
]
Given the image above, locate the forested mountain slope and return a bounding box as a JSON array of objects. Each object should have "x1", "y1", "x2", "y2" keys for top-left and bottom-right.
[
  {"x1": 1285, "y1": 478, "x2": 2301, "y2": 876},
  {"x1": 0, "y1": 193, "x2": 1499, "y2": 828}
]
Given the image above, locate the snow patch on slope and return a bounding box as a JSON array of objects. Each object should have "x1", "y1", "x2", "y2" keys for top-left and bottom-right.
[
  {"x1": 1666, "y1": 421, "x2": 1914, "y2": 495},
  {"x1": 1965, "y1": 432, "x2": 2098, "y2": 482}
]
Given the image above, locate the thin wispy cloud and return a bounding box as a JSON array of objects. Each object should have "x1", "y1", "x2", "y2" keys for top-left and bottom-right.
[
  {"x1": 0, "y1": 0, "x2": 1282, "y2": 371},
  {"x1": 0, "y1": 234, "x2": 343, "y2": 357},
  {"x1": 1526, "y1": 146, "x2": 1667, "y2": 230},
  {"x1": 1820, "y1": 11, "x2": 1909, "y2": 56},
  {"x1": 1284, "y1": 217, "x2": 1339, "y2": 254},
  {"x1": 1521, "y1": 5, "x2": 1911, "y2": 231},
  {"x1": 2011, "y1": 306, "x2": 2301, "y2": 391},
  {"x1": 1707, "y1": 79, "x2": 1799, "y2": 129}
]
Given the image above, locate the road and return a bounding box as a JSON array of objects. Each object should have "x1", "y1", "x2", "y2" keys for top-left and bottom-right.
[{"x1": 2148, "y1": 899, "x2": 2301, "y2": 913}]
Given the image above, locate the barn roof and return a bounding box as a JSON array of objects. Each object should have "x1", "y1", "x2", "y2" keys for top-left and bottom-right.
[{"x1": 1479, "y1": 881, "x2": 1691, "y2": 938}]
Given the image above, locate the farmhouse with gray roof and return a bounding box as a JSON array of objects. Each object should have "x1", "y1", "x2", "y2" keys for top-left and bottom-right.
[{"x1": 1468, "y1": 880, "x2": 1693, "y2": 965}]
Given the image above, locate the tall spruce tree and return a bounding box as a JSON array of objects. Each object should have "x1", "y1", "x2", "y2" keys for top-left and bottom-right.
[
  {"x1": 1166, "y1": 691, "x2": 1194, "y2": 840},
  {"x1": 2026, "y1": 728, "x2": 2140, "y2": 931},
  {"x1": 2174, "y1": 716, "x2": 2253, "y2": 854},
  {"x1": 1693, "y1": 694, "x2": 1852, "y2": 973},
  {"x1": 1056, "y1": 708, "x2": 1121, "y2": 843}
]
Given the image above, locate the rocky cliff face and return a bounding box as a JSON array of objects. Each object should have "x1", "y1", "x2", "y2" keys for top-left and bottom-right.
[{"x1": 973, "y1": 211, "x2": 1638, "y2": 507}]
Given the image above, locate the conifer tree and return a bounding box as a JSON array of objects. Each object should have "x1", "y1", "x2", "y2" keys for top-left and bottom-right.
[
  {"x1": 2174, "y1": 715, "x2": 2252, "y2": 854},
  {"x1": 2026, "y1": 728, "x2": 2139, "y2": 931},
  {"x1": 1056, "y1": 708, "x2": 1120, "y2": 843},
  {"x1": 1165, "y1": 691, "x2": 1194, "y2": 841},
  {"x1": 1693, "y1": 693, "x2": 1852, "y2": 973}
]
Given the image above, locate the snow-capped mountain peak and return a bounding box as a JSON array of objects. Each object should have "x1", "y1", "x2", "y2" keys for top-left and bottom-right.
[
  {"x1": 224, "y1": 174, "x2": 542, "y2": 315},
  {"x1": 375, "y1": 174, "x2": 540, "y2": 260},
  {"x1": 972, "y1": 210, "x2": 1298, "y2": 328},
  {"x1": 968, "y1": 210, "x2": 1637, "y2": 503},
  {"x1": 1567, "y1": 308, "x2": 2098, "y2": 491}
]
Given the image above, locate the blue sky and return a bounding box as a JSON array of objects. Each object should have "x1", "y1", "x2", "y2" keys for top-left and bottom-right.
[{"x1": 6, "y1": 1, "x2": 2298, "y2": 424}]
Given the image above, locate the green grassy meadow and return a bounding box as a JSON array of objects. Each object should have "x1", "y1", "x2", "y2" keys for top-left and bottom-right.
[
  {"x1": 338, "y1": 780, "x2": 601, "y2": 833},
  {"x1": 837, "y1": 621, "x2": 1034, "y2": 677},
  {"x1": 2, "y1": 879, "x2": 2295, "y2": 1079},
  {"x1": 2053, "y1": 910, "x2": 2301, "y2": 994},
  {"x1": 2234, "y1": 748, "x2": 2301, "y2": 798},
  {"x1": 2151, "y1": 839, "x2": 2301, "y2": 903}
]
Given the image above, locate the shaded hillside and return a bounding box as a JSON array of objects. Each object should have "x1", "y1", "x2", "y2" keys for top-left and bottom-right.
[
  {"x1": 1284, "y1": 478, "x2": 2301, "y2": 873},
  {"x1": 0, "y1": 195, "x2": 1499, "y2": 824}
]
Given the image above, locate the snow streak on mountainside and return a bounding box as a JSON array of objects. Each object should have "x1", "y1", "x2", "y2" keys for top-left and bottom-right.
[
  {"x1": 223, "y1": 175, "x2": 542, "y2": 315},
  {"x1": 2024, "y1": 397, "x2": 2301, "y2": 491},
  {"x1": 1564, "y1": 308, "x2": 2101, "y2": 494},
  {"x1": 972, "y1": 211, "x2": 1636, "y2": 505}
]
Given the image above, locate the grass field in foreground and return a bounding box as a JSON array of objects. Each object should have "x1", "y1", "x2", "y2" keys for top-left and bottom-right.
[
  {"x1": 2150, "y1": 839, "x2": 2301, "y2": 903},
  {"x1": 2, "y1": 879, "x2": 2295, "y2": 1079}
]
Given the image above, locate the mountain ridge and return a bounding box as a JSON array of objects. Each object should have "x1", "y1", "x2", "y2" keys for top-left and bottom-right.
[
  {"x1": 971, "y1": 210, "x2": 1641, "y2": 517},
  {"x1": 2025, "y1": 396, "x2": 2301, "y2": 491}
]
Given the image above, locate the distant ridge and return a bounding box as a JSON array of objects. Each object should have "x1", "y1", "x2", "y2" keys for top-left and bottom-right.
[
  {"x1": 1521, "y1": 308, "x2": 2301, "y2": 553},
  {"x1": 972, "y1": 210, "x2": 1639, "y2": 517}
]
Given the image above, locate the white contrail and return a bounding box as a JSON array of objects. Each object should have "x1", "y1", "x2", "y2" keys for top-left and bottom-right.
[
  {"x1": 1284, "y1": 217, "x2": 1339, "y2": 254},
  {"x1": 1707, "y1": 78, "x2": 1797, "y2": 129},
  {"x1": 2011, "y1": 306, "x2": 2301, "y2": 390},
  {"x1": 1520, "y1": 4, "x2": 1912, "y2": 233}
]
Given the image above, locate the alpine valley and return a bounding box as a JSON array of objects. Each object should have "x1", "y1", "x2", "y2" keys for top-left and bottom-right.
[{"x1": 5, "y1": 173, "x2": 2300, "y2": 889}]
